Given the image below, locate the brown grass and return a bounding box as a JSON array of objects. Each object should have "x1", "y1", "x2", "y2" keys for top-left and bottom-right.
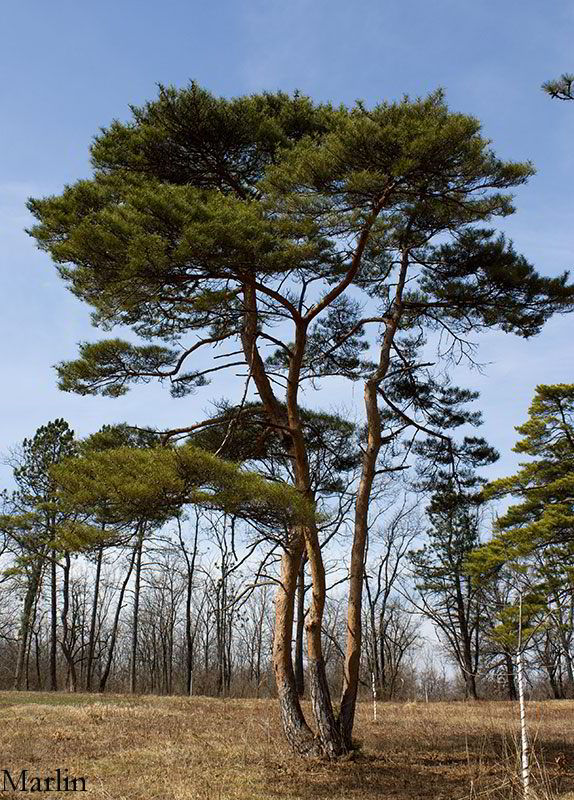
[{"x1": 0, "y1": 692, "x2": 572, "y2": 799}]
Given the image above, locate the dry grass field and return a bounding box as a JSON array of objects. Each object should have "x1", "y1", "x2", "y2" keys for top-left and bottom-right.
[{"x1": 0, "y1": 692, "x2": 573, "y2": 799}]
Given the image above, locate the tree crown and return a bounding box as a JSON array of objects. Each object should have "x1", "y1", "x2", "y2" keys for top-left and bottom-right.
[{"x1": 26, "y1": 85, "x2": 574, "y2": 405}]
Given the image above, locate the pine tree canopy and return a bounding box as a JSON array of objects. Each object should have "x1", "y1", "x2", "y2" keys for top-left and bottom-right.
[
  {"x1": 0, "y1": 419, "x2": 79, "y2": 556},
  {"x1": 26, "y1": 84, "x2": 574, "y2": 402},
  {"x1": 185, "y1": 402, "x2": 361, "y2": 492},
  {"x1": 51, "y1": 441, "x2": 314, "y2": 529},
  {"x1": 472, "y1": 384, "x2": 574, "y2": 572}
]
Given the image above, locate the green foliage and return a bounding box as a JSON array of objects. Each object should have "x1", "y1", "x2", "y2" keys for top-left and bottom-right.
[
  {"x1": 26, "y1": 84, "x2": 574, "y2": 400},
  {"x1": 91, "y1": 83, "x2": 334, "y2": 190},
  {"x1": 542, "y1": 73, "x2": 574, "y2": 101},
  {"x1": 410, "y1": 499, "x2": 481, "y2": 590},
  {"x1": 409, "y1": 480, "x2": 487, "y2": 695},
  {"x1": 57, "y1": 340, "x2": 183, "y2": 397},
  {"x1": 410, "y1": 453, "x2": 491, "y2": 601},
  {"x1": 12, "y1": 418, "x2": 77, "y2": 503},
  {"x1": 23, "y1": 85, "x2": 574, "y2": 575},
  {"x1": 388, "y1": 362, "x2": 501, "y2": 494},
  {"x1": 473, "y1": 384, "x2": 574, "y2": 573},
  {"x1": 486, "y1": 585, "x2": 547, "y2": 652},
  {"x1": 265, "y1": 296, "x2": 376, "y2": 381},
  {"x1": 189, "y1": 402, "x2": 360, "y2": 493},
  {"x1": 52, "y1": 442, "x2": 314, "y2": 529},
  {"x1": 80, "y1": 422, "x2": 159, "y2": 453},
  {"x1": 417, "y1": 229, "x2": 573, "y2": 338},
  {"x1": 0, "y1": 419, "x2": 78, "y2": 563}
]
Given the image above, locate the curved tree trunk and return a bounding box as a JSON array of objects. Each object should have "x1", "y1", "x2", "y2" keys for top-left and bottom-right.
[
  {"x1": 273, "y1": 532, "x2": 319, "y2": 755},
  {"x1": 339, "y1": 247, "x2": 409, "y2": 748},
  {"x1": 288, "y1": 315, "x2": 345, "y2": 757},
  {"x1": 242, "y1": 282, "x2": 336, "y2": 755}
]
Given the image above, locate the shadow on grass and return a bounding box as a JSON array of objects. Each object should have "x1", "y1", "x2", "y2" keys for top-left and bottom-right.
[{"x1": 261, "y1": 729, "x2": 573, "y2": 800}]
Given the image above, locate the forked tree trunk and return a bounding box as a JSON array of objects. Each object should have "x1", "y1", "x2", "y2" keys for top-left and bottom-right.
[
  {"x1": 289, "y1": 318, "x2": 345, "y2": 757},
  {"x1": 242, "y1": 280, "x2": 346, "y2": 757},
  {"x1": 243, "y1": 282, "x2": 329, "y2": 754}
]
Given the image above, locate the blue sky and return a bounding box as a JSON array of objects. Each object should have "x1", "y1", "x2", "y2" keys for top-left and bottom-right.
[{"x1": 1, "y1": 0, "x2": 573, "y2": 490}]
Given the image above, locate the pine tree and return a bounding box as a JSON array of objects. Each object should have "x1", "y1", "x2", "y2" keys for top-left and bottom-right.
[
  {"x1": 471, "y1": 385, "x2": 574, "y2": 697},
  {"x1": 410, "y1": 476, "x2": 494, "y2": 701},
  {"x1": 480, "y1": 384, "x2": 574, "y2": 566},
  {"x1": 27, "y1": 84, "x2": 574, "y2": 755},
  {"x1": 1, "y1": 419, "x2": 77, "y2": 690}
]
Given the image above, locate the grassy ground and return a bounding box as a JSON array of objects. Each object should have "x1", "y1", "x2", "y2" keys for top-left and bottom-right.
[{"x1": 0, "y1": 692, "x2": 573, "y2": 799}]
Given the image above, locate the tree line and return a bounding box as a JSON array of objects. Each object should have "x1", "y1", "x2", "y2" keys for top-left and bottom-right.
[{"x1": 1, "y1": 382, "x2": 573, "y2": 705}]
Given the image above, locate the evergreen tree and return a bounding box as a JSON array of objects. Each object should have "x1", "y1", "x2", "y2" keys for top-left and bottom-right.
[
  {"x1": 47, "y1": 422, "x2": 314, "y2": 692},
  {"x1": 52, "y1": 439, "x2": 313, "y2": 531},
  {"x1": 410, "y1": 481, "x2": 492, "y2": 700},
  {"x1": 1, "y1": 419, "x2": 77, "y2": 690},
  {"x1": 471, "y1": 385, "x2": 574, "y2": 697},
  {"x1": 478, "y1": 384, "x2": 574, "y2": 568},
  {"x1": 75, "y1": 423, "x2": 158, "y2": 693},
  {"x1": 27, "y1": 84, "x2": 574, "y2": 755}
]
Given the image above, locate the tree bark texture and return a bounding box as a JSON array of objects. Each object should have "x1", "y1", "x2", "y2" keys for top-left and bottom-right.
[
  {"x1": 273, "y1": 533, "x2": 320, "y2": 756},
  {"x1": 339, "y1": 247, "x2": 410, "y2": 747}
]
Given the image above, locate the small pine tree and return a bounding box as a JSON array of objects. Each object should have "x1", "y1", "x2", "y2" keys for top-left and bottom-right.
[{"x1": 2, "y1": 419, "x2": 77, "y2": 690}]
